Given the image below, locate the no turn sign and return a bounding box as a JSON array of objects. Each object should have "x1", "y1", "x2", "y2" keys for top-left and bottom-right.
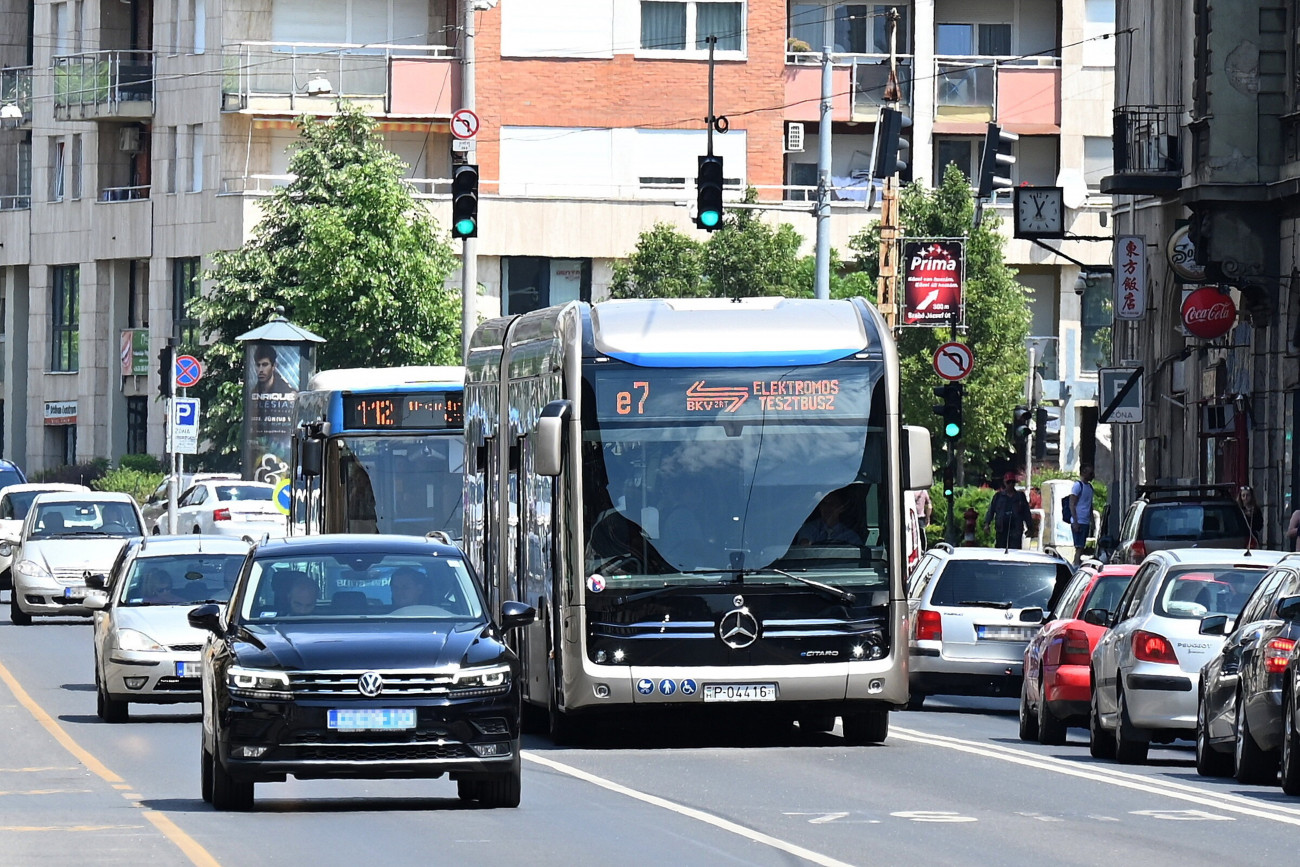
[
  {"x1": 932, "y1": 342, "x2": 974, "y2": 382},
  {"x1": 451, "y1": 109, "x2": 479, "y2": 140}
]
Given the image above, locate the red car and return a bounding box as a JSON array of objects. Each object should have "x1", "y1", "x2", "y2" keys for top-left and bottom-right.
[{"x1": 1019, "y1": 561, "x2": 1139, "y2": 744}]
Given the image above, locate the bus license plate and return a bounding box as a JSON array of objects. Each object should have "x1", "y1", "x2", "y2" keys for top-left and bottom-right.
[
  {"x1": 702, "y1": 683, "x2": 777, "y2": 703},
  {"x1": 327, "y1": 709, "x2": 417, "y2": 731}
]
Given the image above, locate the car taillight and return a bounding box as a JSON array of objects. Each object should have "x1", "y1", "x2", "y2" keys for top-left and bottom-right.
[
  {"x1": 1131, "y1": 540, "x2": 1147, "y2": 560},
  {"x1": 1133, "y1": 629, "x2": 1178, "y2": 664},
  {"x1": 213, "y1": 508, "x2": 231, "y2": 522},
  {"x1": 916, "y1": 609, "x2": 942, "y2": 641},
  {"x1": 1265, "y1": 637, "x2": 1297, "y2": 674},
  {"x1": 1060, "y1": 627, "x2": 1092, "y2": 666}
]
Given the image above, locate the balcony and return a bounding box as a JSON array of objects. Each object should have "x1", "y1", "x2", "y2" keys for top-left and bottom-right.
[
  {"x1": 221, "y1": 43, "x2": 459, "y2": 117},
  {"x1": 1101, "y1": 106, "x2": 1183, "y2": 195},
  {"x1": 784, "y1": 52, "x2": 913, "y2": 123},
  {"x1": 53, "y1": 51, "x2": 154, "y2": 121},
  {"x1": 0, "y1": 66, "x2": 32, "y2": 127},
  {"x1": 933, "y1": 56, "x2": 1060, "y2": 133}
]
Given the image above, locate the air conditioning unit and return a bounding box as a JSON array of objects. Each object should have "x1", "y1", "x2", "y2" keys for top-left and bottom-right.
[
  {"x1": 1200, "y1": 402, "x2": 1236, "y2": 435},
  {"x1": 786, "y1": 122, "x2": 804, "y2": 153},
  {"x1": 118, "y1": 126, "x2": 141, "y2": 152}
]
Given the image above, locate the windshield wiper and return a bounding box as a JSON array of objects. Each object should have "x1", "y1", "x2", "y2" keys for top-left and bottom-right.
[
  {"x1": 609, "y1": 570, "x2": 733, "y2": 606},
  {"x1": 743, "y1": 567, "x2": 856, "y2": 605}
]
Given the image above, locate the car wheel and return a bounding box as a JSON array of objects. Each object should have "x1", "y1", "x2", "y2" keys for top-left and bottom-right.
[
  {"x1": 1281, "y1": 689, "x2": 1300, "y2": 796},
  {"x1": 96, "y1": 676, "x2": 129, "y2": 724},
  {"x1": 842, "y1": 708, "x2": 889, "y2": 745},
  {"x1": 1234, "y1": 691, "x2": 1279, "y2": 785},
  {"x1": 1037, "y1": 677, "x2": 1068, "y2": 746},
  {"x1": 200, "y1": 741, "x2": 214, "y2": 804},
  {"x1": 905, "y1": 692, "x2": 926, "y2": 711},
  {"x1": 1018, "y1": 677, "x2": 1039, "y2": 742},
  {"x1": 1114, "y1": 686, "x2": 1149, "y2": 765},
  {"x1": 1089, "y1": 679, "x2": 1116, "y2": 760},
  {"x1": 462, "y1": 754, "x2": 521, "y2": 809},
  {"x1": 1196, "y1": 693, "x2": 1233, "y2": 778},
  {"x1": 210, "y1": 752, "x2": 254, "y2": 811},
  {"x1": 9, "y1": 590, "x2": 31, "y2": 626}
]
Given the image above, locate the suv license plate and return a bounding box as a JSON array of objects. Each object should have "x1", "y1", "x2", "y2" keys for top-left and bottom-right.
[
  {"x1": 702, "y1": 683, "x2": 777, "y2": 703},
  {"x1": 327, "y1": 708, "x2": 417, "y2": 731}
]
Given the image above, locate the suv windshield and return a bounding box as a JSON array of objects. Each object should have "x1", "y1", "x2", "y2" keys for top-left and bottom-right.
[
  {"x1": 1140, "y1": 503, "x2": 1248, "y2": 542},
  {"x1": 1155, "y1": 566, "x2": 1267, "y2": 619},
  {"x1": 929, "y1": 560, "x2": 1060, "y2": 609},
  {"x1": 31, "y1": 502, "x2": 141, "y2": 538}
]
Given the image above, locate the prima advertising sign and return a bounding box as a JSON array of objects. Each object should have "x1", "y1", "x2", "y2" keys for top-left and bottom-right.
[
  {"x1": 901, "y1": 240, "x2": 964, "y2": 327},
  {"x1": 1114, "y1": 235, "x2": 1147, "y2": 320}
]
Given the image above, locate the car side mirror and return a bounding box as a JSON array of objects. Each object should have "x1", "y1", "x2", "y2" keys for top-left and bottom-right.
[
  {"x1": 1199, "y1": 614, "x2": 1229, "y2": 636},
  {"x1": 1019, "y1": 607, "x2": 1045, "y2": 624},
  {"x1": 85, "y1": 573, "x2": 106, "y2": 590},
  {"x1": 1082, "y1": 607, "x2": 1110, "y2": 627},
  {"x1": 187, "y1": 603, "x2": 225, "y2": 635},
  {"x1": 84, "y1": 593, "x2": 109, "y2": 611},
  {"x1": 1276, "y1": 595, "x2": 1300, "y2": 621},
  {"x1": 500, "y1": 600, "x2": 536, "y2": 631}
]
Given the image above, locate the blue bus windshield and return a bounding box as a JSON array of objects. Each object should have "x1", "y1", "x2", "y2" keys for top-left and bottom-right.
[{"x1": 335, "y1": 435, "x2": 464, "y2": 537}]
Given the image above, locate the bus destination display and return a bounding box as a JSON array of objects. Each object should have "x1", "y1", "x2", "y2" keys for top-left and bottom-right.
[
  {"x1": 343, "y1": 391, "x2": 464, "y2": 430},
  {"x1": 593, "y1": 367, "x2": 871, "y2": 423}
]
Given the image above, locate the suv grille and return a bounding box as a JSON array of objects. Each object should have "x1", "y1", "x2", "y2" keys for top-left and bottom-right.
[
  {"x1": 288, "y1": 670, "x2": 457, "y2": 698},
  {"x1": 291, "y1": 743, "x2": 473, "y2": 762}
]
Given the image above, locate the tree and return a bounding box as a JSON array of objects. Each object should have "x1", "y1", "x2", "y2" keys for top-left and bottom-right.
[
  {"x1": 190, "y1": 105, "x2": 462, "y2": 468},
  {"x1": 849, "y1": 164, "x2": 1030, "y2": 479},
  {"x1": 609, "y1": 224, "x2": 707, "y2": 298}
]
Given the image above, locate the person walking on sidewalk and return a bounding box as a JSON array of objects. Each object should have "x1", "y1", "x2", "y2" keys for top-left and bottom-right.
[
  {"x1": 1068, "y1": 465, "x2": 1096, "y2": 559},
  {"x1": 984, "y1": 474, "x2": 1031, "y2": 549}
]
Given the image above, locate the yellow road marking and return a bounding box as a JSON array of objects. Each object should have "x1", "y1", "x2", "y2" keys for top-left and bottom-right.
[{"x1": 0, "y1": 659, "x2": 222, "y2": 866}]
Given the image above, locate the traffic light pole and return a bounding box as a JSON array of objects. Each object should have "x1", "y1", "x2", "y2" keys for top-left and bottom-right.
[
  {"x1": 1025, "y1": 343, "x2": 1037, "y2": 486},
  {"x1": 459, "y1": 0, "x2": 477, "y2": 361},
  {"x1": 813, "y1": 45, "x2": 832, "y2": 301},
  {"x1": 874, "y1": 9, "x2": 901, "y2": 328}
]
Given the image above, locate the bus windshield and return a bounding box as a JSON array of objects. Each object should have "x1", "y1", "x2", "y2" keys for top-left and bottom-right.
[
  {"x1": 582, "y1": 361, "x2": 886, "y2": 592},
  {"x1": 334, "y1": 435, "x2": 464, "y2": 537}
]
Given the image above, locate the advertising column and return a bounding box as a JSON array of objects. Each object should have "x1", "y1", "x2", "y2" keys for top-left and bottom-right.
[{"x1": 237, "y1": 316, "x2": 325, "y2": 485}]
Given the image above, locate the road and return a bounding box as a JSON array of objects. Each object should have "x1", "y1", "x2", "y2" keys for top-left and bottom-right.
[{"x1": 2, "y1": 610, "x2": 1297, "y2": 866}]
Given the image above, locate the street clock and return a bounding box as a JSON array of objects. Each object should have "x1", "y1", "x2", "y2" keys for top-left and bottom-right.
[{"x1": 1013, "y1": 186, "x2": 1065, "y2": 239}]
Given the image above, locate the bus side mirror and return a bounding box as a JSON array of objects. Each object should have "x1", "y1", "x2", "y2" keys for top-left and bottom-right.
[
  {"x1": 534, "y1": 400, "x2": 572, "y2": 477},
  {"x1": 301, "y1": 438, "x2": 323, "y2": 477},
  {"x1": 902, "y1": 425, "x2": 933, "y2": 491}
]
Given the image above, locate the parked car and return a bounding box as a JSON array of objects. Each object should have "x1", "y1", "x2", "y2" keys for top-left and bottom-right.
[
  {"x1": 171, "y1": 480, "x2": 287, "y2": 540},
  {"x1": 1196, "y1": 553, "x2": 1300, "y2": 782},
  {"x1": 0, "y1": 459, "x2": 28, "y2": 490},
  {"x1": 1089, "y1": 548, "x2": 1286, "y2": 763},
  {"x1": 87, "y1": 535, "x2": 251, "y2": 722},
  {"x1": 0, "y1": 483, "x2": 90, "y2": 591},
  {"x1": 1109, "y1": 484, "x2": 1252, "y2": 565},
  {"x1": 142, "y1": 473, "x2": 242, "y2": 535},
  {"x1": 906, "y1": 543, "x2": 1074, "y2": 709},
  {"x1": 1020, "y1": 560, "x2": 1139, "y2": 743},
  {"x1": 7, "y1": 492, "x2": 146, "y2": 625},
  {"x1": 189, "y1": 534, "x2": 536, "y2": 811}
]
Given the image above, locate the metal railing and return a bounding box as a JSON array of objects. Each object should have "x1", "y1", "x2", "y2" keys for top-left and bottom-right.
[
  {"x1": 786, "y1": 51, "x2": 915, "y2": 115},
  {"x1": 0, "y1": 66, "x2": 32, "y2": 120},
  {"x1": 99, "y1": 185, "x2": 150, "y2": 202},
  {"x1": 1112, "y1": 106, "x2": 1183, "y2": 175},
  {"x1": 934, "y1": 54, "x2": 1059, "y2": 113},
  {"x1": 52, "y1": 50, "x2": 154, "y2": 114}
]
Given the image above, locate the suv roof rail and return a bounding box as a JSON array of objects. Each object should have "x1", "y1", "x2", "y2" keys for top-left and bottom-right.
[{"x1": 1135, "y1": 483, "x2": 1235, "y2": 500}]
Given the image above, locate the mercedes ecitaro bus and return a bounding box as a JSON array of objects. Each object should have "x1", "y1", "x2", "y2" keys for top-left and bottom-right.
[{"x1": 464, "y1": 298, "x2": 930, "y2": 743}]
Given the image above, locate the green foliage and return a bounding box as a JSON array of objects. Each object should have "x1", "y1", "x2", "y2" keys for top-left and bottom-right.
[
  {"x1": 93, "y1": 468, "x2": 164, "y2": 504},
  {"x1": 193, "y1": 104, "x2": 462, "y2": 468},
  {"x1": 609, "y1": 224, "x2": 707, "y2": 298},
  {"x1": 927, "y1": 484, "x2": 1000, "y2": 548},
  {"x1": 31, "y1": 459, "x2": 111, "y2": 487},
  {"x1": 849, "y1": 165, "x2": 1030, "y2": 480},
  {"x1": 118, "y1": 453, "x2": 164, "y2": 474}
]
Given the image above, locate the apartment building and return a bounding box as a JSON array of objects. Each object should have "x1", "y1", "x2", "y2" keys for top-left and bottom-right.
[{"x1": 0, "y1": 0, "x2": 1115, "y2": 475}]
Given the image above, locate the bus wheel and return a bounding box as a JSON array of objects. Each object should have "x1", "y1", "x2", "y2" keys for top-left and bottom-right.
[{"x1": 842, "y1": 708, "x2": 889, "y2": 745}]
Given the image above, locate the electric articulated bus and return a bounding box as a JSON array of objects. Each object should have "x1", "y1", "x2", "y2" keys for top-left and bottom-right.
[
  {"x1": 464, "y1": 298, "x2": 931, "y2": 743},
  {"x1": 291, "y1": 366, "x2": 466, "y2": 538}
]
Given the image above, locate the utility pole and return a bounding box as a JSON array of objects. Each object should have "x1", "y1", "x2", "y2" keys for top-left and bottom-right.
[
  {"x1": 1025, "y1": 343, "x2": 1037, "y2": 486},
  {"x1": 875, "y1": 8, "x2": 901, "y2": 329},
  {"x1": 459, "y1": 0, "x2": 477, "y2": 361},
  {"x1": 813, "y1": 45, "x2": 833, "y2": 300}
]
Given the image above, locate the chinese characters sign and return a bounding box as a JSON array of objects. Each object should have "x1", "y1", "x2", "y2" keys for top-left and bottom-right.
[
  {"x1": 901, "y1": 240, "x2": 964, "y2": 327},
  {"x1": 1114, "y1": 235, "x2": 1147, "y2": 320}
]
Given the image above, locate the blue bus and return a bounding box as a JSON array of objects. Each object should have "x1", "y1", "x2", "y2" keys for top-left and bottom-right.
[
  {"x1": 291, "y1": 366, "x2": 465, "y2": 538},
  {"x1": 464, "y1": 299, "x2": 932, "y2": 743}
]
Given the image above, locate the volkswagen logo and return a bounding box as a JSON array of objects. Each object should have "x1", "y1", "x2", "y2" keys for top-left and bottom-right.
[
  {"x1": 357, "y1": 671, "x2": 384, "y2": 697},
  {"x1": 718, "y1": 607, "x2": 759, "y2": 649}
]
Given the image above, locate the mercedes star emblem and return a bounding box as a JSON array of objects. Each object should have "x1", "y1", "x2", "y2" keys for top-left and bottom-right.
[
  {"x1": 718, "y1": 607, "x2": 759, "y2": 649},
  {"x1": 357, "y1": 671, "x2": 384, "y2": 697}
]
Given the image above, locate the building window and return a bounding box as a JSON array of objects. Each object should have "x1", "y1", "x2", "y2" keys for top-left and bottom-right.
[
  {"x1": 53, "y1": 425, "x2": 76, "y2": 466},
  {"x1": 1083, "y1": 136, "x2": 1113, "y2": 190},
  {"x1": 789, "y1": 3, "x2": 909, "y2": 55},
  {"x1": 172, "y1": 257, "x2": 201, "y2": 346},
  {"x1": 1080, "y1": 272, "x2": 1114, "y2": 373},
  {"x1": 51, "y1": 265, "x2": 79, "y2": 372},
  {"x1": 49, "y1": 138, "x2": 65, "y2": 202},
  {"x1": 70, "y1": 133, "x2": 82, "y2": 200},
  {"x1": 52, "y1": 3, "x2": 68, "y2": 54},
  {"x1": 1083, "y1": 0, "x2": 1116, "y2": 67},
  {"x1": 502, "y1": 258, "x2": 591, "y2": 316},
  {"x1": 128, "y1": 259, "x2": 148, "y2": 328},
  {"x1": 936, "y1": 22, "x2": 1011, "y2": 56},
  {"x1": 933, "y1": 137, "x2": 979, "y2": 185},
  {"x1": 189, "y1": 123, "x2": 203, "y2": 192},
  {"x1": 641, "y1": 1, "x2": 744, "y2": 52},
  {"x1": 126, "y1": 396, "x2": 148, "y2": 454}
]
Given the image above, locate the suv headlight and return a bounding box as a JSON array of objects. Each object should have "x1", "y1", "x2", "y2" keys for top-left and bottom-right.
[
  {"x1": 451, "y1": 664, "x2": 512, "y2": 694},
  {"x1": 14, "y1": 560, "x2": 52, "y2": 580},
  {"x1": 115, "y1": 628, "x2": 166, "y2": 653},
  {"x1": 227, "y1": 666, "x2": 292, "y2": 700}
]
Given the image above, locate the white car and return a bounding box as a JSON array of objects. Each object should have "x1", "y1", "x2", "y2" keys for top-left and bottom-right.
[
  {"x1": 1089, "y1": 547, "x2": 1287, "y2": 764},
  {"x1": 7, "y1": 491, "x2": 145, "y2": 625},
  {"x1": 0, "y1": 483, "x2": 90, "y2": 591},
  {"x1": 172, "y1": 479, "x2": 287, "y2": 540},
  {"x1": 142, "y1": 472, "x2": 242, "y2": 535},
  {"x1": 87, "y1": 535, "x2": 250, "y2": 722}
]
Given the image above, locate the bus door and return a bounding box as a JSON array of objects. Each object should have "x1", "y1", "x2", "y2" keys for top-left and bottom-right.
[{"x1": 516, "y1": 433, "x2": 555, "y2": 705}]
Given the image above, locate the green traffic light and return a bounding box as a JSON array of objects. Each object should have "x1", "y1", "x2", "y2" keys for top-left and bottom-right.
[
  {"x1": 699, "y1": 210, "x2": 720, "y2": 228},
  {"x1": 943, "y1": 486, "x2": 954, "y2": 497},
  {"x1": 945, "y1": 422, "x2": 961, "y2": 438},
  {"x1": 454, "y1": 218, "x2": 476, "y2": 236}
]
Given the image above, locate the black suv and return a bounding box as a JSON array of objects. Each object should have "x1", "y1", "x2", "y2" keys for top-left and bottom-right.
[
  {"x1": 1108, "y1": 485, "x2": 1252, "y2": 565},
  {"x1": 189, "y1": 535, "x2": 535, "y2": 811}
]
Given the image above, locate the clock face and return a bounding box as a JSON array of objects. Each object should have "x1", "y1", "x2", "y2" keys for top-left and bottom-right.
[{"x1": 1014, "y1": 187, "x2": 1064, "y2": 238}]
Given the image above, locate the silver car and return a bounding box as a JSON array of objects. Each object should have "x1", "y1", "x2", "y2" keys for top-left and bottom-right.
[
  {"x1": 88, "y1": 535, "x2": 249, "y2": 722},
  {"x1": 1089, "y1": 547, "x2": 1286, "y2": 764},
  {"x1": 0, "y1": 483, "x2": 90, "y2": 591},
  {"x1": 7, "y1": 492, "x2": 145, "y2": 624}
]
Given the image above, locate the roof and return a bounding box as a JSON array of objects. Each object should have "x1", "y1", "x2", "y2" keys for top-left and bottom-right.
[
  {"x1": 1150, "y1": 547, "x2": 1289, "y2": 567},
  {"x1": 137, "y1": 536, "x2": 253, "y2": 557},
  {"x1": 0, "y1": 483, "x2": 90, "y2": 495},
  {"x1": 31, "y1": 491, "x2": 138, "y2": 505},
  {"x1": 252, "y1": 534, "x2": 460, "y2": 558},
  {"x1": 307, "y1": 366, "x2": 465, "y2": 391},
  {"x1": 933, "y1": 545, "x2": 1066, "y2": 565},
  {"x1": 235, "y1": 315, "x2": 325, "y2": 343}
]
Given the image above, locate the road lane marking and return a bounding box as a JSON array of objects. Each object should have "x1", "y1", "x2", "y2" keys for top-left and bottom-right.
[
  {"x1": 891, "y1": 726, "x2": 1300, "y2": 827},
  {"x1": 0, "y1": 824, "x2": 145, "y2": 832},
  {"x1": 0, "y1": 767, "x2": 80, "y2": 773},
  {"x1": 0, "y1": 658, "x2": 222, "y2": 867},
  {"x1": 524, "y1": 752, "x2": 856, "y2": 867},
  {"x1": 0, "y1": 788, "x2": 92, "y2": 796}
]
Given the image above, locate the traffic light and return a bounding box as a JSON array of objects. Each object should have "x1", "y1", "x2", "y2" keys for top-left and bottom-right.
[
  {"x1": 873, "y1": 107, "x2": 913, "y2": 179},
  {"x1": 157, "y1": 342, "x2": 174, "y2": 398},
  {"x1": 451, "y1": 163, "x2": 479, "y2": 239},
  {"x1": 1012, "y1": 405, "x2": 1032, "y2": 446},
  {"x1": 1034, "y1": 406, "x2": 1059, "y2": 461},
  {"x1": 942, "y1": 462, "x2": 955, "y2": 499},
  {"x1": 976, "y1": 123, "x2": 1018, "y2": 199},
  {"x1": 932, "y1": 383, "x2": 963, "y2": 440},
  {"x1": 695, "y1": 154, "x2": 724, "y2": 231}
]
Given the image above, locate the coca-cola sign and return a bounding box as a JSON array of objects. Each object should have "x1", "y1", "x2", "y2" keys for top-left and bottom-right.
[{"x1": 1181, "y1": 286, "x2": 1235, "y2": 339}]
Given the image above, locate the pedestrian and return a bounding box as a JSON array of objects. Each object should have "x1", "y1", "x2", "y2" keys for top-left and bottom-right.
[
  {"x1": 1286, "y1": 506, "x2": 1300, "y2": 552},
  {"x1": 1027, "y1": 485, "x2": 1043, "y2": 542},
  {"x1": 1068, "y1": 464, "x2": 1096, "y2": 559},
  {"x1": 983, "y1": 473, "x2": 1031, "y2": 549},
  {"x1": 914, "y1": 488, "x2": 933, "y2": 526},
  {"x1": 1237, "y1": 485, "x2": 1264, "y2": 545}
]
